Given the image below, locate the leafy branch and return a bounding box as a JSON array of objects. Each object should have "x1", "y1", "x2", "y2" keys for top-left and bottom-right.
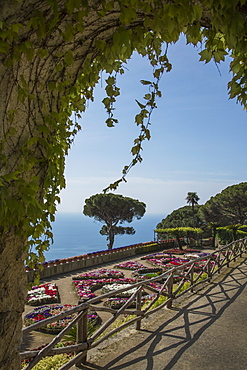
[{"x1": 104, "y1": 42, "x2": 172, "y2": 192}]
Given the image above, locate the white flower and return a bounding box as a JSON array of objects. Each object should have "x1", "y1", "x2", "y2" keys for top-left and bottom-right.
[{"x1": 102, "y1": 283, "x2": 137, "y2": 295}]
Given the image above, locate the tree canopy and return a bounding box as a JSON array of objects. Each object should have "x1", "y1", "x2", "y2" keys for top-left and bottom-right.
[
  {"x1": 200, "y1": 182, "x2": 247, "y2": 226},
  {"x1": 83, "y1": 193, "x2": 146, "y2": 249},
  {"x1": 216, "y1": 224, "x2": 247, "y2": 244},
  {"x1": 186, "y1": 192, "x2": 200, "y2": 209},
  {"x1": 1, "y1": 1, "x2": 247, "y2": 368},
  {"x1": 155, "y1": 226, "x2": 203, "y2": 249},
  {"x1": 158, "y1": 184, "x2": 247, "y2": 248},
  {"x1": 198, "y1": 182, "x2": 247, "y2": 247},
  {"x1": 186, "y1": 192, "x2": 200, "y2": 226},
  {"x1": 157, "y1": 205, "x2": 203, "y2": 229}
]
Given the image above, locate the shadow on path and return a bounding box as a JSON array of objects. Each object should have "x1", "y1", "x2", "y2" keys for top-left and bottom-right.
[{"x1": 81, "y1": 257, "x2": 247, "y2": 370}]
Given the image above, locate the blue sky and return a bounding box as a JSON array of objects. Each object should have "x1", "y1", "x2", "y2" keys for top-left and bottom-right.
[{"x1": 57, "y1": 36, "x2": 246, "y2": 217}]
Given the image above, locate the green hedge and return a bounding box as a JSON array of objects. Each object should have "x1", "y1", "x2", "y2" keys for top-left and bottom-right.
[{"x1": 135, "y1": 243, "x2": 160, "y2": 254}]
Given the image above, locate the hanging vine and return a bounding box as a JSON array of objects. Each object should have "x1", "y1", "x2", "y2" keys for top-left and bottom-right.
[{"x1": 0, "y1": 0, "x2": 246, "y2": 271}]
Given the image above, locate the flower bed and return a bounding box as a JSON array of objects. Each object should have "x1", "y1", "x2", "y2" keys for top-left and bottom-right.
[
  {"x1": 101, "y1": 283, "x2": 139, "y2": 297},
  {"x1": 26, "y1": 283, "x2": 59, "y2": 305},
  {"x1": 131, "y1": 268, "x2": 163, "y2": 280},
  {"x1": 169, "y1": 258, "x2": 190, "y2": 266},
  {"x1": 104, "y1": 295, "x2": 155, "y2": 309},
  {"x1": 148, "y1": 282, "x2": 164, "y2": 291},
  {"x1": 114, "y1": 260, "x2": 146, "y2": 270},
  {"x1": 72, "y1": 268, "x2": 124, "y2": 280},
  {"x1": 184, "y1": 252, "x2": 209, "y2": 259},
  {"x1": 73, "y1": 280, "x2": 98, "y2": 301},
  {"x1": 163, "y1": 248, "x2": 200, "y2": 255},
  {"x1": 145, "y1": 258, "x2": 174, "y2": 269},
  {"x1": 141, "y1": 252, "x2": 173, "y2": 260},
  {"x1": 146, "y1": 254, "x2": 215, "y2": 276},
  {"x1": 73, "y1": 278, "x2": 137, "y2": 302},
  {"x1": 24, "y1": 304, "x2": 99, "y2": 334},
  {"x1": 148, "y1": 257, "x2": 210, "y2": 275},
  {"x1": 145, "y1": 256, "x2": 190, "y2": 269},
  {"x1": 104, "y1": 297, "x2": 136, "y2": 309}
]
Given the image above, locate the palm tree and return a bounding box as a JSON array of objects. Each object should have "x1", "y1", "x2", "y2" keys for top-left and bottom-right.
[{"x1": 186, "y1": 192, "x2": 200, "y2": 227}]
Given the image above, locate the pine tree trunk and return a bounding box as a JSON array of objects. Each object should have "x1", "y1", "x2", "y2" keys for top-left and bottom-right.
[
  {"x1": 232, "y1": 228, "x2": 237, "y2": 241},
  {"x1": 107, "y1": 225, "x2": 115, "y2": 250},
  {"x1": 0, "y1": 231, "x2": 27, "y2": 370},
  {"x1": 175, "y1": 236, "x2": 183, "y2": 250},
  {"x1": 212, "y1": 227, "x2": 216, "y2": 248}
]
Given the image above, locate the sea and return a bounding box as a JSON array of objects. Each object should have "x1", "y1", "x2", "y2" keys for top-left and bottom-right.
[{"x1": 44, "y1": 213, "x2": 164, "y2": 261}]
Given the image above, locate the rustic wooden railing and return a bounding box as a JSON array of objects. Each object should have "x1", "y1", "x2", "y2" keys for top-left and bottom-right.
[{"x1": 21, "y1": 238, "x2": 247, "y2": 370}]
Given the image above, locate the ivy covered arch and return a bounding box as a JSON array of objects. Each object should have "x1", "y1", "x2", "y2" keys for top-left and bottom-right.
[{"x1": 0, "y1": 1, "x2": 246, "y2": 368}]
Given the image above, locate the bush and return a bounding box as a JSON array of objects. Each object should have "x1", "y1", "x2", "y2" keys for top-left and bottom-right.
[
  {"x1": 62, "y1": 319, "x2": 100, "y2": 343},
  {"x1": 145, "y1": 295, "x2": 167, "y2": 310},
  {"x1": 135, "y1": 243, "x2": 160, "y2": 254},
  {"x1": 21, "y1": 354, "x2": 73, "y2": 370}
]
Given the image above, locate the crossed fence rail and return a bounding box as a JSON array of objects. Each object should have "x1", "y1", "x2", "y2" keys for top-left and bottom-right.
[{"x1": 21, "y1": 238, "x2": 247, "y2": 370}]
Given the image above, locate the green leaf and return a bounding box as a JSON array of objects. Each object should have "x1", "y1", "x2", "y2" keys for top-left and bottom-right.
[
  {"x1": 7, "y1": 110, "x2": 17, "y2": 123},
  {"x1": 64, "y1": 50, "x2": 74, "y2": 65},
  {"x1": 199, "y1": 49, "x2": 213, "y2": 63},
  {"x1": 20, "y1": 74, "x2": 29, "y2": 90},
  {"x1": 106, "y1": 118, "x2": 115, "y2": 127},
  {"x1": 192, "y1": 5, "x2": 203, "y2": 20},
  {"x1": 213, "y1": 49, "x2": 228, "y2": 63},
  {"x1": 135, "y1": 113, "x2": 143, "y2": 125},
  {"x1": 102, "y1": 97, "x2": 111, "y2": 108},
  {"x1": 122, "y1": 165, "x2": 129, "y2": 174},
  {"x1": 135, "y1": 100, "x2": 145, "y2": 109},
  {"x1": 26, "y1": 137, "x2": 38, "y2": 149},
  {"x1": 0, "y1": 40, "x2": 10, "y2": 54},
  {"x1": 106, "y1": 76, "x2": 115, "y2": 86},
  {"x1": 2, "y1": 172, "x2": 19, "y2": 182},
  {"x1": 145, "y1": 128, "x2": 151, "y2": 140},
  {"x1": 11, "y1": 23, "x2": 22, "y2": 34},
  {"x1": 140, "y1": 80, "x2": 152, "y2": 85},
  {"x1": 63, "y1": 23, "x2": 75, "y2": 41},
  {"x1": 6, "y1": 126, "x2": 16, "y2": 139},
  {"x1": 144, "y1": 93, "x2": 151, "y2": 100},
  {"x1": 131, "y1": 145, "x2": 140, "y2": 155}
]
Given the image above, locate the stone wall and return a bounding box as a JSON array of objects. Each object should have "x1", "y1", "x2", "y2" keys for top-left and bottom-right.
[{"x1": 26, "y1": 240, "x2": 175, "y2": 282}]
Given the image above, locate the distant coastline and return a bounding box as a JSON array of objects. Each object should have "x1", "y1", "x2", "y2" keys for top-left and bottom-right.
[{"x1": 45, "y1": 213, "x2": 165, "y2": 261}]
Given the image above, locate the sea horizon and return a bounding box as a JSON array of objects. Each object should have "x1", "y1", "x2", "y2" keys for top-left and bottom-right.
[{"x1": 44, "y1": 212, "x2": 165, "y2": 261}]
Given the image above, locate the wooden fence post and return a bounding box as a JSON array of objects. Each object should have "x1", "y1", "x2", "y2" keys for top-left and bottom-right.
[
  {"x1": 226, "y1": 250, "x2": 230, "y2": 268},
  {"x1": 207, "y1": 258, "x2": 213, "y2": 281},
  {"x1": 166, "y1": 273, "x2": 174, "y2": 309},
  {"x1": 190, "y1": 265, "x2": 194, "y2": 293},
  {"x1": 136, "y1": 288, "x2": 142, "y2": 330},
  {"x1": 233, "y1": 244, "x2": 237, "y2": 262},
  {"x1": 239, "y1": 242, "x2": 243, "y2": 258},
  {"x1": 217, "y1": 254, "x2": 221, "y2": 274},
  {"x1": 76, "y1": 308, "x2": 88, "y2": 367}
]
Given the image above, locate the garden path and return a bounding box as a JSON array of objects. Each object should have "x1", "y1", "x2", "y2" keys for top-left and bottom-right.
[
  {"x1": 22, "y1": 247, "x2": 246, "y2": 370},
  {"x1": 75, "y1": 254, "x2": 247, "y2": 370}
]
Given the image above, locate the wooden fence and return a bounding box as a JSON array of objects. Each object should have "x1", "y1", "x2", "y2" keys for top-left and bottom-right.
[{"x1": 21, "y1": 238, "x2": 247, "y2": 370}]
